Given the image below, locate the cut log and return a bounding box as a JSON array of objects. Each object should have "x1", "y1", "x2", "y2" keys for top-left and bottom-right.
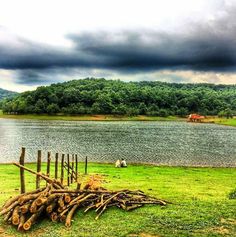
[
  {"x1": 64, "y1": 194, "x2": 71, "y2": 203},
  {"x1": 1, "y1": 187, "x2": 44, "y2": 210},
  {"x1": 23, "y1": 205, "x2": 45, "y2": 230},
  {"x1": 58, "y1": 196, "x2": 65, "y2": 208},
  {"x1": 0, "y1": 200, "x2": 19, "y2": 216},
  {"x1": 59, "y1": 214, "x2": 66, "y2": 222},
  {"x1": 45, "y1": 194, "x2": 60, "y2": 205},
  {"x1": 17, "y1": 213, "x2": 26, "y2": 231},
  {"x1": 3, "y1": 209, "x2": 13, "y2": 222},
  {"x1": 65, "y1": 204, "x2": 78, "y2": 227},
  {"x1": 35, "y1": 197, "x2": 48, "y2": 206},
  {"x1": 19, "y1": 192, "x2": 43, "y2": 205},
  {"x1": 50, "y1": 212, "x2": 58, "y2": 222},
  {"x1": 30, "y1": 201, "x2": 38, "y2": 213},
  {"x1": 20, "y1": 202, "x2": 31, "y2": 214},
  {"x1": 46, "y1": 202, "x2": 57, "y2": 214},
  {"x1": 12, "y1": 206, "x2": 20, "y2": 225},
  {"x1": 68, "y1": 194, "x2": 86, "y2": 206}
]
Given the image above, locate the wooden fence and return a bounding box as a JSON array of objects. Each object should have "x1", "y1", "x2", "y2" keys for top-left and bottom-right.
[{"x1": 18, "y1": 147, "x2": 88, "y2": 194}]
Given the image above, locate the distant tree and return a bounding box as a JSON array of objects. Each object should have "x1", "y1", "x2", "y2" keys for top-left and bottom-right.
[
  {"x1": 93, "y1": 94, "x2": 114, "y2": 114},
  {"x1": 218, "y1": 108, "x2": 234, "y2": 118},
  {"x1": 112, "y1": 103, "x2": 127, "y2": 115},
  {"x1": 126, "y1": 107, "x2": 139, "y2": 116},
  {"x1": 146, "y1": 104, "x2": 159, "y2": 116},
  {"x1": 138, "y1": 102, "x2": 148, "y2": 115},
  {"x1": 34, "y1": 99, "x2": 47, "y2": 114},
  {"x1": 47, "y1": 104, "x2": 60, "y2": 114},
  {"x1": 176, "y1": 108, "x2": 188, "y2": 117},
  {"x1": 158, "y1": 109, "x2": 169, "y2": 117}
]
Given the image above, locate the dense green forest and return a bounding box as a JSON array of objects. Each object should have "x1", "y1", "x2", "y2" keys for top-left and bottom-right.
[{"x1": 1, "y1": 78, "x2": 236, "y2": 117}]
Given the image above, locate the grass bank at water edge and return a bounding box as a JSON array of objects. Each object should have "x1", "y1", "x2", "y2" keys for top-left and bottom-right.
[{"x1": 0, "y1": 111, "x2": 181, "y2": 122}]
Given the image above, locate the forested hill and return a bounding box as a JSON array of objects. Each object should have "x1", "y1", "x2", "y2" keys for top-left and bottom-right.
[
  {"x1": 0, "y1": 88, "x2": 17, "y2": 100},
  {"x1": 1, "y1": 78, "x2": 236, "y2": 116}
]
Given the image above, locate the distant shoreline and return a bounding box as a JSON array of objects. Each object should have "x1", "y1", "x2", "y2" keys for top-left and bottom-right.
[
  {"x1": 0, "y1": 112, "x2": 235, "y2": 127},
  {"x1": 0, "y1": 113, "x2": 183, "y2": 122}
]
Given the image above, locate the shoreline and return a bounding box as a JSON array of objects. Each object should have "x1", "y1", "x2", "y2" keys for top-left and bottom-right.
[
  {"x1": 0, "y1": 161, "x2": 235, "y2": 168},
  {"x1": 0, "y1": 112, "x2": 235, "y2": 126},
  {"x1": 0, "y1": 113, "x2": 183, "y2": 122}
]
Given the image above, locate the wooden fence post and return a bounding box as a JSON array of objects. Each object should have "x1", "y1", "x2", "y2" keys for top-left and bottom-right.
[
  {"x1": 55, "y1": 153, "x2": 58, "y2": 179},
  {"x1": 75, "y1": 154, "x2": 78, "y2": 182},
  {"x1": 61, "y1": 154, "x2": 65, "y2": 185},
  {"x1": 85, "y1": 156, "x2": 88, "y2": 175},
  {"x1": 19, "y1": 147, "x2": 26, "y2": 194},
  {"x1": 46, "y1": 152, "x2": 51, "y2": 177},
  {"x1": 71, "y1": 155, "x2": 74, "y2": 184},
  {"x1": 36, "y1": 150, "x2": 42, "y2": 189},
  {"x1": 67, "y1": 154, "x2": 70, "y2": 186}
]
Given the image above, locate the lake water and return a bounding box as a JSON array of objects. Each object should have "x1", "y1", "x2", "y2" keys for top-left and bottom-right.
[{"x1": 0, "y1": 119, "x2": 235, "y2": 167}]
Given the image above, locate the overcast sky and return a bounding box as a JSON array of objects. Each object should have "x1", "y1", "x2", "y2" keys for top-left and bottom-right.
[{"x1": 0, "y1": 0, "x2": 236, "y2": 92}]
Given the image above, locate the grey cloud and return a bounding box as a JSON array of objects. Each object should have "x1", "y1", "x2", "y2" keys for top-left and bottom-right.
[{"x1": 1, "y1": 2, "x2": 236, "y2": 85}]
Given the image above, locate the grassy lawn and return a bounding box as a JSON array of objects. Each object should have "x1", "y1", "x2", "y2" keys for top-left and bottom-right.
[{"x1": 0, "y1": 163, "x2": 236, "y2": 237}]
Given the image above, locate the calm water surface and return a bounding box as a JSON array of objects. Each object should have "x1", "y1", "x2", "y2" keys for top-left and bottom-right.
[{"x1": 0, "y1": 119, "x2": 235, "y2": 166}]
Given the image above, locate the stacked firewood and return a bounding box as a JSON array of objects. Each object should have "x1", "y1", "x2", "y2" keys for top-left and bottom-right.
[{"x1": 0, "y1": 163, "x2": 169, "y2": 231}]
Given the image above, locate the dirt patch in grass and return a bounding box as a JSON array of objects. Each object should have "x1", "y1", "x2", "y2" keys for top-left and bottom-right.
[
  {"x1": 129, "y1": 233, "x2": 161, "y2": 237},
  {"x1": 212, "y1": 226, "x2": 230, "y2": 235},
  {"x1": 221, "y1": 218, "x2": 236, "y2": 225},
  {"x1": 198, "y1": 225, "x2": 231, "y2": 236},
  {"x1": 0, "y1": 226, "x2": 15, "y2": 237}
]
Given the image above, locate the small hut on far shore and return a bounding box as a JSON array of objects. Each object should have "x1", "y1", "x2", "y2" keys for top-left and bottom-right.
[{"x1": 188, "y1": 114, "x2": 205, "y2": 122}]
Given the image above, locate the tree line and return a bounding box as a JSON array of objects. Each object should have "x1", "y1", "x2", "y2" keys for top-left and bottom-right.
[{"x1": 1, "y1": 78, "x2": 236, "y2": 117}]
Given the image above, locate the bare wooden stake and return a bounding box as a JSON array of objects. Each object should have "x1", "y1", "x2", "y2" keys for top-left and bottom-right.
[
  {"x1": 55, "y1": 153, "x2": 58, "y2": 179},
  {"x1": 67, "y1": 154, "x2": 70, "y2": 186},
  {"x1": 71, "y1": 155, "x2": 74, "y2": 184},
  {"x1": 19, "y1": 147, "x2": 26, "y2": 194},
  {"x1": 36, "y1": 150, "x2": 42, "y2": 189},
  {"x1": 75, "y1": 154, "x2": 78, "y2": 182},
  {"x1": 47, "y1": 152, "x2": 51, "y2": 177},
  {"x1": 85, "y1": 156, "x2": 88, "y2": 175},
  {"x1": 60, "y1": 154, "x2": 65, "y2": 185}
]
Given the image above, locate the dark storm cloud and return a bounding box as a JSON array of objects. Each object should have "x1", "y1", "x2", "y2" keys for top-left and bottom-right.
[
  {"x1": 68, "y1": 29, "x2": 236, "y2": 71},
  {"x1": 0, "y1": 35, "x2": 100, "y2": 70},
  {"x1": 1, "y1": 3, "x2": 236, "y2": 85}
]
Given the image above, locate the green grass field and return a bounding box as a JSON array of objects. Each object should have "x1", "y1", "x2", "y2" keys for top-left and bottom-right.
[{"x1": 0, "y1": 163, "x2": 236, "y2": 237}]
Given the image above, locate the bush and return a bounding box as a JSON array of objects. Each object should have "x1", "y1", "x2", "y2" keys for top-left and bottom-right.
[
  {"x1": 46, "y1": 104, "x2": 60, "y2": 114},
  {"x1": 229, "y1": 189, "x2": 236, "y2": 199},
  {"x1": 218, "y1": 108, "x2": 234, "y2": 118},
  {"x1": 158, "y1": 109, "x2": 169, "y2": 117}
]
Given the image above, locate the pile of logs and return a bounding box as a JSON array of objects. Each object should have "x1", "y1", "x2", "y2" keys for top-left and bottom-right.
[{"x1": 0, "y1": 163, "x2": 169, "y2": 231}]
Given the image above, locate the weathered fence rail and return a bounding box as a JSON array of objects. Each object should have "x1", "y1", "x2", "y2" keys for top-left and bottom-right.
[{"x1": 18, "y1": 147, "x2": 88, "y2": 193}]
